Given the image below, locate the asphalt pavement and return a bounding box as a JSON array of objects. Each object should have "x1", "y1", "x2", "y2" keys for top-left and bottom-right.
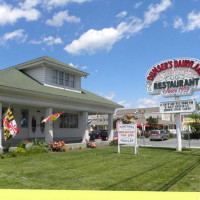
[{"x1": 137, "y1": 138, "x2": 200, "y2": 149}]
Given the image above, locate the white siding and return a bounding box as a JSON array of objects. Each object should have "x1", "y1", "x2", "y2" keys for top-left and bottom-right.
[
  {"x1": 23, "y1": 67, "x2": 45, "y2": 84},
  {"x1": 75, "y1": 76, "x2": 81, "y2": 91},
  {"x1": 45, "y1": 66, "x2": 52, "y2": 85}
]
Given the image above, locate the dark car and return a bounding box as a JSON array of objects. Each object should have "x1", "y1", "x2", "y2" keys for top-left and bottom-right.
[
  {"x1": 89, "y1": 130, "x2": 99, "y2": 141},
  {"x1": 98, "y1": 130, "x2": 108, "y2": 141}
]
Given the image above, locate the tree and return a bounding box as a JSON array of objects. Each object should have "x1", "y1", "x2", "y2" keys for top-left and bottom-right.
[
  {"x1": 113, "y1": 117, "x2": 129, "y2": 130},
  {"x1": 146, "y1": 116, "x2": 158, "y2": 130},
  {"x1": 188, "y1": 102, "x2": 200, "y2": 135}
]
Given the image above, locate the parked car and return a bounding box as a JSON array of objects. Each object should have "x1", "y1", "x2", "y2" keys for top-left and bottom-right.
[
  {"x1": 89, "y1": 130, "x2": 108, "y2": 141},
  {"x1": 89, "y1": 130, "x2": 99, "y2": 141},
  {"x1": 98, "y1": 130, "x2": 108, "y2": 141},
  {"x1": 113, "y1": 131, "x2": 118, "y2": 142},
  {"x1": 149, "y1": 130, "x2": 169, "y2": 141}
]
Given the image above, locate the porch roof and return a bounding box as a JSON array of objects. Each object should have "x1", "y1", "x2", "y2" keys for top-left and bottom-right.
[{"x1": 0, "y1": 67, "x2": 123, "y2": 109}]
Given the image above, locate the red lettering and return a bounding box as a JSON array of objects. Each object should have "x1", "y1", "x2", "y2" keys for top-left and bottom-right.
[
  {"x1": 157, "y1": 64, "x2": 162, "y2": 72},
  {"x1": 193, "y1": 63, "x2": 199, "y2": 72},
  {"x1": 147, "y1": 76, "x2": 154, "y2": 81},
  {"x1": 188, "y1": 60, "x2": 194, "y2": 68},
  {"x1": 164, "y1": 62, "x2": 168, "y2": 70},
  {"x1": 174, "y1": 60, "x2": 178, "y2": 68},
  {"x1": 168, "y1": 61, "x2": 173, "y2": 68},
  {"x1": 178, "y1": 60, "x2": 182, "y2": 67}
]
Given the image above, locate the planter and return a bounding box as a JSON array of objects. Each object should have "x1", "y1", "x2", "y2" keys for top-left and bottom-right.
[
  {"x1": 25, "y1": 142, "x2": 34, "y2": 148},
  {"x1": 94, "y1": 139, "x2": 102, "y2": 143}
]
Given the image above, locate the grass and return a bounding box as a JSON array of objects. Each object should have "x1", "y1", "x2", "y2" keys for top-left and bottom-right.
[{"x1": 0, "y1": 146, "x2": 200, "y2": 191}]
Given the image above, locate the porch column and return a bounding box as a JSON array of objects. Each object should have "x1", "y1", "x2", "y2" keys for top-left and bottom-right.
[
  {"x1": 81, "y1": 111, "x2": 89, "y2": 143},
  {"x1": 108, "y1": 114, "x2": 113, "y2": 141},
  {"x1": 0, "y1": 102, "x2": 2, "y2": 152},
  {"x1": 45, "y1": 108, "x2": 53, "y2": 145}
]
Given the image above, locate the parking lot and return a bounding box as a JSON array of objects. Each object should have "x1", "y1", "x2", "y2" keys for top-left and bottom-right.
[{"x1": 137, "y1": 138, "x2": 200, "y2": 148}]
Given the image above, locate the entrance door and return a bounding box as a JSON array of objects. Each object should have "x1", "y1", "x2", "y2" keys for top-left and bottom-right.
[{"x1": 30, "y1": 110, "x2": 45, "y2": 137}]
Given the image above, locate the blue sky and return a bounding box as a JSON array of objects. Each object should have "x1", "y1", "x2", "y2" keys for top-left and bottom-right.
[{"x1": 1, "y1": 0, "x2": 200, "y2": 108}]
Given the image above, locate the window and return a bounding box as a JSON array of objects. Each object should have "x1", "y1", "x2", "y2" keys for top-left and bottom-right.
[
  {"x1": 70, "y1": 75, "x2": 75, "y2": 88},
  {"x1": 60, "y1": 113, "x2": 78, "y2": 128},
  {"x1": 59, "y1": 71, "x2": 64, "y2": 85},
  {"x1": 21, "y1": 109, "x2": 28, "y2": 128},
  {"x1": 70, "y1": 114, "x2": 78, "y2": 128},
  {"x1": 60, "y1": 113, "x2": 69, "y2": 128},
  {"x1": 65, "y1": 73, "x2": 69, "y2": 87},
  {"x1": 53, "y1": 70, "x2": 58, "y2": 84},
  {"x1": 52, "y1": 69, "x2": 76, "y2": 89}
]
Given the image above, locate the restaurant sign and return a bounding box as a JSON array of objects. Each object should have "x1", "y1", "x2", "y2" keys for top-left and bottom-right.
[
  {"x1": 146, "y1": 58, "x2": 200, "y2": 97},
  {"x1": 118, "y1": 124, "x2": 136, "y2": 145},
  {"x1": 160, "y1": 99, "x2": 196, "y2": 114}
]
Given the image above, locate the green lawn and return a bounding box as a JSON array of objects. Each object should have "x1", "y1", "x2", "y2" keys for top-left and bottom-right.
[{"x1": 0, "y1": 146, "x2": 200, "y2": 191}]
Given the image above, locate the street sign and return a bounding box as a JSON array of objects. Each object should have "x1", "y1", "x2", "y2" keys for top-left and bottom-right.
[{"x1": 160, "y1": 99, "x2": 196, "y2": 114}]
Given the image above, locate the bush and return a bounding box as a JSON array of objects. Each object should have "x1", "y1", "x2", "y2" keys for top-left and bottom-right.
[
  {"x1": 109, "y1": 140, "x2": 118, "y2": 146},
  {"x1": 14, "y1": 148, "x2": 26, "y2": 154},
  {"x1": 68, "y1": 146, "x2": 73, "y2": 150},
  {"x1": 49, "y1": 141, "x2": 67, "y2": 152},
  {"x1": 78, "y1": 145, "x2": 83, "y2": 150},
  {"x1": 26, "y1": 146, "x2": 49, "y2": 154},
  {"x1": 17, "y1": 141, "x2": 27, "y2": 149},
  {"x1": 87, "y1": 142, "x2": 96, "y2": 148},
  {"x1": 3, "y1": 145, "x2": 11, "y2": 153}
]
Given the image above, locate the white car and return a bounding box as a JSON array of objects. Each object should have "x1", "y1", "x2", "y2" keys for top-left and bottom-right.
[{"x1": 149, "y1": 130, "x2": 169, "y2": 141}]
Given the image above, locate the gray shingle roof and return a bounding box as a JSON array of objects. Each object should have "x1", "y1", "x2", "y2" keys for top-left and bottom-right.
[{"x1": 0, "y1": 57, "x2": 123, "y2": 109}]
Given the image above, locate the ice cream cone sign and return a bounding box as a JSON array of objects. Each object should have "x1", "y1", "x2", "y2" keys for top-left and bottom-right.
[{"x1": 123, "y1": 114, "x2": 136, "y2": 124}]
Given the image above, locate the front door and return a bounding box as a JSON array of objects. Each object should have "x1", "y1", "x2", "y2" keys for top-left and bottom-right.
[{"x1": 30, "y1": 110, "x2": 45, "y2": 138}]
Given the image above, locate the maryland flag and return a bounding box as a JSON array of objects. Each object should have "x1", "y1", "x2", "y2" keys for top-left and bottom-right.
[
  {"x1": 41, "y1": 112, "x2": 63, "y2": 123},
  {"x1": 3, "y1": 107, "x2": 19, "y2": 141}
]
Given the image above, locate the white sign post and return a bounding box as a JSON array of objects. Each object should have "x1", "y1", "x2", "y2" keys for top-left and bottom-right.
[
  {"x1": 146, "y1": 58, "x2": 200, "y2": 151},
  {"x1": 118, "y1": 124, "x2": 137, "y2": 155}
]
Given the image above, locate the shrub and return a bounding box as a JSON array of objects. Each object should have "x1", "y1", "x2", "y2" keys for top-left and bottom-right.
[
  {"x1": 49, "y1": 141, "x2": 67, "y2": 152},
  {"x1": 3, "y1": 145, "x2": 11, "y2": 153},
  {"x1": 17, "y1": 141, "x2": 27, "y2": 149},
  {"x1": 87, "y1": 142, "x2": 96, "y2": 148},
  {"x1": 68, "y1": 146, "x2": 73, "y2": 150},
  {"x1": 14, "y1": 148, "x2": 26, "y2": 154},
  {"x1": 78, "y1": 145, "x2": 83, "y2": 150},
  {"x1": 109, "y1": 140, "x2": 118, "y2": 146},
  {"x1": 26, "y1": 146, "x2": 49, "y2": 154}
]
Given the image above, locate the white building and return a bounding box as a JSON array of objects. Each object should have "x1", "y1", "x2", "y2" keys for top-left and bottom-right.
[{"x1": 0, "y1": 56, "x2": 122, "y2": 148}]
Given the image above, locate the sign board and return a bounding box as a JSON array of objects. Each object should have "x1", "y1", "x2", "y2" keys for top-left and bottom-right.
[
  {"x1": 160, "y1": 99, "x2": 196, "y2": 114},
  {"x1": 146, "y1": 58, "x2": 200, "y2": 97},
  {"x1": 118, "y1": 124, "x2": 136, "y2": 145},
  {"x1": 118, "y1": 124, "x2": 137, "y2": 154}
]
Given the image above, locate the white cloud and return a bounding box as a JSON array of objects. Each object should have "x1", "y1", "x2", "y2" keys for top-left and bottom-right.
[
  {"x1": 19, "y1": 0, "x2": 41, "y2": 9},
  {"x1": 143, "y1": 0, "x2": 171, "y2": 25},
  {"x1": 163, "y1": 21, "x2": 168, "y2": 27},
  {"x1": 46, "y1": 10, "x2": 80, "y2": 27},
  {"x1": 30, "y1": 36, "x2": 62, "y2": 46},
  {"x1": 134, "y1": 1, "x2": 142, "y2": 9},
  {"x1": 105, "y1": 92, "x2": 115, "y2": 101},
  {"x1": 69, "y1": 62, "x2": 78, "y2": 68},
  {"x1": 81, "y1": 66, "x2": 88, "y2": 70},
  {"x1": 174, "y1": 11, "x2": 200, "y2": 32},
  {"x1": 116, "y1": 11, "x2": 127, "y2": 18},
  {"x1": 0, "y1": 2, "x2": 40, "y2": 26},
  {"x1": 64, "y1": 0, "x2": 171, "y2": 55},
  {"x1": 136, "y1": 96, "x2": 161, "y2": 108},
  {"x1": 118, "y1": 100, "x2": 133, "y2": 108},
  {"x1": 43, "y1": 0, "x2": 91, "y2": 10},
  {"x1": 173, "y1": 16, "x2": 184, "y2": 29},
  {"x1": 0, "y1": 29, "x2": 28, "y2": 45}
]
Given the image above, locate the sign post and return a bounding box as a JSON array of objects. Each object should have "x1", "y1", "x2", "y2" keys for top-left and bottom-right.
[
  {"x1": 118, "y1": 124, "x2": 137, "y2": 155},
  {"x1": 146, "y1": 58, "x2": 200, "y2": 151}
]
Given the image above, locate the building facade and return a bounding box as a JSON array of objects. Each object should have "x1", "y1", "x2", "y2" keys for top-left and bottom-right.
[{"x1": 0, "y1": 56, "x2": 122, "y2": 148}]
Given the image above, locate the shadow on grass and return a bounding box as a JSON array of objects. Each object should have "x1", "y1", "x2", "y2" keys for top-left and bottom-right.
[
  {"x1": 158, "y1": 159, "x2": 200, "y2": 191},
  {"x1": 139, "y1": 146, "x2": 176, "y2": 151},
  {"x1": 102, "y1": 161, "x2": 173, "y2": 190}
]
